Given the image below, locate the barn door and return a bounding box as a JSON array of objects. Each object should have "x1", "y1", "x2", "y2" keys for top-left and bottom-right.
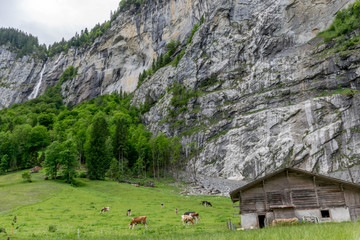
[{"x1": 258, "y1": 215, "x2": 266, "y2": 228}]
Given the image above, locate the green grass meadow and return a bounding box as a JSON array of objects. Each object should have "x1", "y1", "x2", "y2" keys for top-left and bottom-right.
[{"x1": 1, "y1": 170, "x2": 360, "y2": 239}]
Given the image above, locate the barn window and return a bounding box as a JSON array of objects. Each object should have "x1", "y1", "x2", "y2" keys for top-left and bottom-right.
[{"x1": 321, "y1": 210, "x2": 330, "y2": 218}]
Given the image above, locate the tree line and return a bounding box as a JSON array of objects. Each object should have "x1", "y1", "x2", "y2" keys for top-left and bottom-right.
[
  {"x1": 0, "y1": 68, "x2": 186, "y2": 183},
  {"x1": 0, "y1": 0, "x2": 142, "y2": 59},
  {"x1": 0, "y1": 28, "x2": 47, "y2": 60}
]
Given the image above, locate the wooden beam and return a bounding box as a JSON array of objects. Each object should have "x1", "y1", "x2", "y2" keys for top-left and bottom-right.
[
  {"x1": 286, "y1": 170, "x2": 293, "y2": 205},
  {"x1": 262, "y1": 180, "x2": 268, "y2": 211},
  {"x1": 340, "y1": 183, "x2": 347, "y2": 206},
  {"x1": 313, "y1": 176, "x2": 320, "y2": 207}
]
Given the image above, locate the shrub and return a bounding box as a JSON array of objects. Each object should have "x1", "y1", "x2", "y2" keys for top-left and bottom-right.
[
  {"x1": 78, "y1": 171, "x2": 87, "y2": 178},
  {"x1": 59, "y1": 66, "x2": 78, "y2": 84},
  {"x1": 319, "y1": 0, "x2": 360, "y2": 44},
  {"x1": 198, "y1": 75, "x2": 218, "y2": 89},
  {"x1": 187, "y1": 24, "x2": 200, "y2": 45},
  {"x1": 171, "y1": 50, "x2": 185, "y2": 67},
  {"x1": 22, "y1": 172, "x2": 32, "y2": 182},
  {"x1": 48, "y1": 225, "x2": 57, "y2": 232},
  {"x1": 166, "y1": 39, "x2": 180, "y2": 56},
  {"x1": 170, "y1": 83, "x2": 199, "y2": 108},
  {"x1": 0, "y1": 227, "x2": 6, "y2": 233}
]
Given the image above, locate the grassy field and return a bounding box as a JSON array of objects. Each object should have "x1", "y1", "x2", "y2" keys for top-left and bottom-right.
[{"x1": 1, "y1": 171, "x2": 360, "y2": 239}]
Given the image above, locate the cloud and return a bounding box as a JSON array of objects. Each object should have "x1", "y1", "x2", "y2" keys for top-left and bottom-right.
[{"x1": 0, "y1": 0, "x2": 120, "y2": 45}]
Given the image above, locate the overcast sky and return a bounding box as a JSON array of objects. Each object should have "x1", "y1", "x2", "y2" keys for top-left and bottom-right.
[{"x1": 0, "y1": 0, "x2": 120, "y2": 45}]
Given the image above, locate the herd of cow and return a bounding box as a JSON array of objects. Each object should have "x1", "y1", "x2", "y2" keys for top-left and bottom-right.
[{"x1": 99, "y1": 201, "x2": 213, "y2": 230}]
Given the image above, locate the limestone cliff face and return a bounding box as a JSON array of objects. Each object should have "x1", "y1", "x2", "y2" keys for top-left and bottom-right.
[
  {"x1": 133, "y1": 0, "x2": 360, "y2": 180},
  {"x1": 1, "y1": 0, "x2": 360, "y2": 181},
  {"x1": 0, "y1": 0, "x2": 212, "y2": 108}
]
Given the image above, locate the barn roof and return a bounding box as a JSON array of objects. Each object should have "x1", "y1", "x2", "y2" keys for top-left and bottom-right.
[{"x1": 229, "y1": 167, "x2": 360, "y2": 203}]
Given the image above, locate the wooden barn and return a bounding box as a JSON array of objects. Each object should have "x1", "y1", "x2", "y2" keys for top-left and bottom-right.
[{"x1": 229, "y1": 168, "x2": 360, "y2": 229}]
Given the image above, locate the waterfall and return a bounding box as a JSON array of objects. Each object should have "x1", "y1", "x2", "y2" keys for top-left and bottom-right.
[{"x1": 28, "y1": 63, "x2": 46, "y2": 100}]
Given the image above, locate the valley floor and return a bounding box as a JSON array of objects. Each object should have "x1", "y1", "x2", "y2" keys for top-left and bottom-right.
[{"x1": 0, "y1": 171, "x2": 360, "y2": 239}]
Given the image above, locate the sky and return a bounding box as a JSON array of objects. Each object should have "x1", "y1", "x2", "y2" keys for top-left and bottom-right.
[{"x1": 0, "y1": 0, "x2": 120, "y2": 46}]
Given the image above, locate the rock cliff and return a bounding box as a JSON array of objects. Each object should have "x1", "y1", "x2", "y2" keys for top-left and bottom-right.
[{"x1": 1, "y1": 0, "x2": 360, "y2": 181}]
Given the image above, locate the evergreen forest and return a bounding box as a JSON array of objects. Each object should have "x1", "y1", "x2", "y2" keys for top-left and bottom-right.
[
  {"x1": 0, "y1": 0, "x2": 149, "y2": 59},
  {"x1": 0, "y1": 69, "x2": 184, "y2": 183}
]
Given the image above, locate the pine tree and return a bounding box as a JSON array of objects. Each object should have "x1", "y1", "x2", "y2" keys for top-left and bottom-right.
[
  {"x1": 44, "y1": 141, "x2": 62, "y2": 179},
  {"x1": 113, "y1": 116, "x2": 129, "y2": 175},
  {"x1": 85, "y1": 113, "x2": 112, "y2": 180},
  {"x1": 60, "y1": 139, "x2": 79, "y2": 183}
]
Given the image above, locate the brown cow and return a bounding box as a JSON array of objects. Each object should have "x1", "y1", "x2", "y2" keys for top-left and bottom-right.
[
  {"x1": 184, "y1": 212, "x2": 200, "y2": 223},
  {"x1": 272, "y1": 217, "x2": 299, "y2": 226},
  {"x1": 129, "y1": 216, "x2": 147, "y2": 229},
  {"x1": 181, "y1": 215, "x2": 194, "y2": 225},
  {"x1": 100, "y1": 207, "x2": 110, "y2": 213},
  {"x1": 29, "y1": 166, "x2": 42, "y2": 173}
]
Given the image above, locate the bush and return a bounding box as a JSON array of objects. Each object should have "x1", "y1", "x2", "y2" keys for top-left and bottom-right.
[
  {"x1": 48, "y1": 225, "x2": 57, "y2": 232},
  {"x1": 198, "y1": 75, "x2": 218, "y2": 89},
  {"x1": 319, "y1": 0, "x2": 360, "y2": 43},
  {"x1": 59, "y1": 66, "x2": 78, "y2": 84},
  {"x1": 170, "y1": 83, "x2": 199, "y2": 108},
  {"x1": 187, "y1": 24, "x2": 199, "y2": 45},
  {"x1": 166, "y1": 39, "x2": 180, "y2": 56},
  {"x1": 0, "y1": 227, "x2": 6, "y2": 233},
  {"x1": 171, "y1": 50, "x2": 185, "y2": 67},
  {"x1": 78, "y1": 171, "x2": 87, "y2": 178},
  {"x1": 22, "y1": 172, "x2": 32, "y2": 182}
]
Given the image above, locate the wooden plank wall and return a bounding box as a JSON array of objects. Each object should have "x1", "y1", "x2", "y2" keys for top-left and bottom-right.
[
  {"x1": 344, "y1": 189, "x2": 360, "y2": 206},
  {"x1": 241, "y1": 183, "x2": 265, "y2": 213},
  {"x1": 316, "y1": 179, "x2": 344, "y2": 207},
  {"x1": 292, "y1": 189, "x2": 318, "y2": 208},
  {"x1": 240, "y1": 171, "x2": 358, "y2": 213}
]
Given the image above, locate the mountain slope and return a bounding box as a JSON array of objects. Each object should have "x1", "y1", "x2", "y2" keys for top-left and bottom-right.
[
  {"x1": 1, "y1": 0, "x2": 360, "y2": 180},
  {"x1": 133, "y1": 0, "x2": 360, "y2": 179}
]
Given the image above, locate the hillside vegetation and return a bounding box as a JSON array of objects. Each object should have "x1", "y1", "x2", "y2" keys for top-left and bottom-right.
[
  {"x1": 318, "y1": 0, "x2": 360, "y2": 53},
  {"x1": 1, "y1": 171, "x2": 360, "y2": 239},
  {"x1": 0, "y1": 28, "x2": 47, "y2": 60},
  {"x1": 0, "y1": 67, "x2": 185, "y2": 182}
]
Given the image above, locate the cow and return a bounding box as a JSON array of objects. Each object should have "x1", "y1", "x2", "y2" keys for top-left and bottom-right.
[
  {"x1": 100, "y1": 207, "x2": 110, "y2": 213},
  {"x1": 201, "y1": 201, "x2": 212, "y2": 207},
  {"x1": 129, "y1": 216, "x2": 147, "y2": 229},
  {"x1": 272, "y1": 217, "x2": 299, "y2": 226},
  {"x1": 184, "y1": 212, "x2": 200, "y2": 223},
  {"x1": 127, "y1": 209, "x2": 131, "y2": 216},
  {"x1": 175, "y1": 208, "x2": 178, "y2": 214},
  {"x1": 181, "y1": 215, "x2": 194, "y2": 225},
  {"x1": 29, "y1": 166, "x2": 42, "y2": 173},
  {"x1": 161, "y1": 203, "x2": 164, "y2": 208}
]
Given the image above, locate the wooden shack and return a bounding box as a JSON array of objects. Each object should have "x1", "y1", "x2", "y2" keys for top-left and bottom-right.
[{"x1": 229, "y1": 168, "x2": 360, "y2": 229}]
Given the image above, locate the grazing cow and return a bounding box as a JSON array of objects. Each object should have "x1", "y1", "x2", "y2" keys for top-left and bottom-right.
[
  {"x1": 175, "y1": 208, "x2": 178, "y2": 214},
  {"x1": 201, "y1": 201, "x2": 212, "y2": 207},
  {"x1": 127, "y1": 209, "x2": 131, "y2": 216},
  {"x1": 129, "y1": 216, "x2": 147, "y2": 229},
  {"x1": 181, "y1": 215, "x2": 194, "y2": 225},
  {"x1": 184, "y1": 212, "x2": 200, "y2": 223},
  {"x1": 29, "y1": 166, "x2": 42, "y2": 173},
  {"x1": 272, "y1": 217, "x2": 299, "y2": 226},
  {"x1": 161, "y1": 203, "x2": 164, "y2": 208},
  {"x1": 100, "y1": 207, "x2": 110, "y2": 213}
]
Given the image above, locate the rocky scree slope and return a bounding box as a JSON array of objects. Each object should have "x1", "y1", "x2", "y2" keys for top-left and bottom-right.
[{"x1": 1, "y1": 0, "x2": 360, "y2": 181}]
